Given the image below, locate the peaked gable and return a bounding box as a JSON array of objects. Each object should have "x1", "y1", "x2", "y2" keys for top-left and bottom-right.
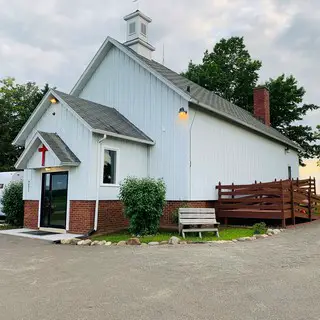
[{"x1": 70, "y1": 36, "x2": 299, "y2": 150}]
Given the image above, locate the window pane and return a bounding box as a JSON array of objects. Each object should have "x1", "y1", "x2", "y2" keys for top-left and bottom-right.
[
  {"x1": 129, "y1": 22, "x2": 136, "y2": 34},
  {"x1": 141, "y1": 23, "x2": 147, "y2": 35},
  {"x1": 103, "y1": 150, "x2": 116, "y2": 184}
]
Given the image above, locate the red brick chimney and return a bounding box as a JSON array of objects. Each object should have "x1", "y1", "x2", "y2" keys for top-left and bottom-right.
[{"x1": 253, "y1": 86, "x2": 270, "y2": 126}]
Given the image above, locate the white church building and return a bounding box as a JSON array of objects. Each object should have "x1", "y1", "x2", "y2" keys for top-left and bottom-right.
[{"x1": 13, "y1": 10, "x2": 299, "y2": 234}]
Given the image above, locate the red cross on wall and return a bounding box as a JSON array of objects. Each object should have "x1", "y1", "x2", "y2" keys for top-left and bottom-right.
[{"x1": 38, "y1": 144, "x2": 48, "y2": 166}]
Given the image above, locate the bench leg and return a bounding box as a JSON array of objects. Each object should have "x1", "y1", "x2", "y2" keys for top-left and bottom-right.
[
  {"x1": 199, "y1": 232, "x2": 202, "y2": 239},
  {"x1": 182, "y1": 231, "x2": 185, "y2": 239},
  {"x1": 216, "y1": 230, "x2": 220, "y2": 238}
]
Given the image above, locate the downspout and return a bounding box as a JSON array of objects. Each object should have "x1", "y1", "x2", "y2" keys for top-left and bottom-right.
[
  {"x1": 189, "y1": 110, "x2": 197, "y2": 200},
  {"x1": 94, "y1": 134, "x2": 107, "y2": 231}
]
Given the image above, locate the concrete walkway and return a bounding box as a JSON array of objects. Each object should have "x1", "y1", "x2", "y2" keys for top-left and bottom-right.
[
  {"x1": 0, "y1": 228, "x2": 83, "y2": 241},
  {"x1": 0, "y1": 222, "x2": 320, "y2": 320}
]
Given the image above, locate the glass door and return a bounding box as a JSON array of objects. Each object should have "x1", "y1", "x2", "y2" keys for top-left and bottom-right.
[{"x1": 40, "y1": 172, "x2": 68, "y2": 229}]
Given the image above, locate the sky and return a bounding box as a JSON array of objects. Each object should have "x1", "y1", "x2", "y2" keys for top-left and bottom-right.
[{"x1": 0, "y1": 0, "x2": 319, "y2": 129}]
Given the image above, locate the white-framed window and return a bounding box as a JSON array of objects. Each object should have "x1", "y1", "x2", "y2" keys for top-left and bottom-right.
[
  {"x1": 102, "y1": 147, "x2": 119, "y2": 185},
  {"x1": 129, "y1": 22, "x2": 136, "y2": 35},
  {"x1": 141, "y1": 23, "x2": 147, "y2": 36}
]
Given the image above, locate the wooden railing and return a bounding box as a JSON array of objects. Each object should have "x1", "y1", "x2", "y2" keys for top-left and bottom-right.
[{"x1": 216, "y1": 177, "x2": 319, "y2": 227}]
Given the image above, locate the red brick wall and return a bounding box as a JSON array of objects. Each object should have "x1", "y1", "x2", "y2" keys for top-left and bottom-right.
[
  {"x1": 98, "y1": 201, "x2": 128, "y2": 233},
  {"x1": 24, "y1": 200, "x2": 39, "y2": 229},
  {"x1": 68, "y1": 200, "x2": 216, "y2": 234},
  {"x1": 254, "y1": 86, "x2": 270, "y2": 126},
  {"x1": 69, "y1": 201, "x2": 95, "y2": 234}
]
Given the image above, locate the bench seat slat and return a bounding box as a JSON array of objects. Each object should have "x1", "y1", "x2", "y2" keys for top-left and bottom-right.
[
  {"x1": 180, "y1": 219, "x2": 219, "y2": 224},
  {"x1": 179, "y1": 214, "x2": 216, "y2": 219},
  {"x1": 182, "y1": 228, "x2": 218, "y2": 233},
  {"x1": 179, "y1": 208, "x2": 215, "y2": 213}
]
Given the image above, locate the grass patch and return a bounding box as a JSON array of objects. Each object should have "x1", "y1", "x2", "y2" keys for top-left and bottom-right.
[
  {"x1": 92, "y1": 227, "x2": 254, "y2": 243},
  {"x1": 0, "y1": 224, "x2": 19, "y2": 230}
]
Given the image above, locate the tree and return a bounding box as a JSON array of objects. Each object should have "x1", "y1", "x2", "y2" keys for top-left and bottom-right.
[
  {"x1": 0, "y1": 78, "x2": 49, "y2": 172},
  {"x1": 182, "y1": 37, "x2": 262, "y2": 112},
  {"x1": 183, "y1": 37, "x2": 320, "y2": 164}
]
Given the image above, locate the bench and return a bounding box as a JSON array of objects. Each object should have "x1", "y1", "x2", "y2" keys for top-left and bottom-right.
[{"x1": 178, "y1": 208, "x2": 220, "y2": 239}]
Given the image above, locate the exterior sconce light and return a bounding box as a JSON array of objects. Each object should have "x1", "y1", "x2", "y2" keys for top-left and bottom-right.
[
  {"x1": 178, "y1": 107, "x2": 188, "y2": 119},
  {"x1": 50, "y1": 97, "x2": 58, "y2": 104}
]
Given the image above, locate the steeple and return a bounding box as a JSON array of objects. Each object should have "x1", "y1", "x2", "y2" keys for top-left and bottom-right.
[{"x1": 123, "y1": 10, "x2": 155, "y2": 59}]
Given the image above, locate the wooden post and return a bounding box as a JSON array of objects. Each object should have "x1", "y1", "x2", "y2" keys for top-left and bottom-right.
[
  {"x1": 314, "y1": 177, "x2": 317, "y2": 195},
  {"x1": 281, "y1": 180, "x2": 286, "y2": 228},
  {"x1": 290, "y1": 179, "x2": 295, "y2": 225},
  {"x1": 308, "y1": 182, "x2": 312, "y2": 221}
]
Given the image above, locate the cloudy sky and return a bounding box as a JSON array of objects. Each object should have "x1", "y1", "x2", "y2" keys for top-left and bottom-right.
[{"x1": 0, "y1": 0, "x2": 319, "y2": 128}]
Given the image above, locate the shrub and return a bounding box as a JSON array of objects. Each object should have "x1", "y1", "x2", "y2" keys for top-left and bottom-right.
[
  {"x1": 1, "y1": 181, "x2": 24, "y2": 226},
  {"x1": 252, "y1": 222, "x2": 267, "y2": 235},
  {"x1": 171, "y1": 202, "x2": 189, "y2": 224},
  {"x1": 119, "y1": 177, "x2": 166, "y2": 235}
]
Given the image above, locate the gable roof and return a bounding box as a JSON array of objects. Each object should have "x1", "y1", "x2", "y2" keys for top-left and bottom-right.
[
  {"x1": 15, "y1": 131, "x2": 80, "y2": 169},
  {"x1": 53, "y1": 90, "x2": 153, "y2": 144},
  {"x1": 13, "y1": 89, "x2": 154, "y2": 147},
  {"x1": 71, "y1": 37, "x2": 299, "y2": 150},
  {"x1": 37, "y1": 131, "x2": 80, "y2": 164}
]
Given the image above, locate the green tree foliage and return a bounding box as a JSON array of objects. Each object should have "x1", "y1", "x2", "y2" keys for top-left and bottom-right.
[
  {"x1": 0, "y1": 78, "x2": 49, "y2": 171},
  {"x1": 183, "y1": 37, "x2": 320, "y2": 164},
  {"x1": 1, "y1": 181, "x2": 24, "y2": 226},
  {"x1": 119, "y1": 177, "x2": 166, "y2": 235},
  {"x1": 182, "y1": 37, "x2": 262, "y2": 112}
]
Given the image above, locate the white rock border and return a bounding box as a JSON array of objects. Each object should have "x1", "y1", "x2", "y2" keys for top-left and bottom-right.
[{"x1": 59, "y1": 229, "x2": 285, "y2": 247}]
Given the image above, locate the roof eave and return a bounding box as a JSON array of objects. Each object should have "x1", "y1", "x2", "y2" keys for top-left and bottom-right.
[
  {"x1": 92, "y1": 129, "x2": 155, "y2": 146},
  {"x1": 189, "y1": 99, "x2": 300, "y2": 151}
]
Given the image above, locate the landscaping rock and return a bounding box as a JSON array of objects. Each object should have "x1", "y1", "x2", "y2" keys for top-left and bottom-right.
[
  {"x1": 98, "y1": 240, "x2": 107, "y2": 246},
  {"x1": 70, "y1": 238, "x2": 81, "y2": 245},
  {"x1": 105, "y1": 242, "x2": 112, "y2": 246},
  {"x1": 90, "y1": 241, "x2": 100, "y2": 246},
  {"x1": 160, "y1": 241, "x2": 168, "y2": 245},
  {"x1": 77, "y1": 239, "x2": 91, "y2": 246},
  {"x1": 168, "y1": 236, "x2": 180, "y2": 245},
  {"x1": 148, "y1": 242, "x2": 159, "y2": 246},
  {"x1": 126, "y1": 238, "x2": 141, "y2": 246},
  {"x1": 267, "y1": 232, "x2": 273, "y2": 236},
  {"x1": 237, "y1": 237, "x2": 252, "y2": 242},
  {"x1": 60, "y1": 239, "x2": 72, "y2": 245},
  {"x1": 232, "y1": 239, "x2": 238, "y2": 243},
  {"x1": 273, "y1": 229, "x2": 281, "y2": 235},
  {"x1": 141, "y1": 243, "x2": 148, "y2": 247},
  {"x1": 117, "y1": 241, "x2": 127, "y2": 246},
  {"x1": 180, "y1": 241, "x2": 187, "y2": 245},
  {"x1": 267, "y1": 229, "x2": 273, "y2": 234},
  {"x1": 255, "y1": 234, "x2": 268, "y2": 239}
]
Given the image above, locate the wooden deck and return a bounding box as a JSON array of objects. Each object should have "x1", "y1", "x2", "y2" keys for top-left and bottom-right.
[{"x1": 216, "y1": 178, "x2": 320, "y2": 227}]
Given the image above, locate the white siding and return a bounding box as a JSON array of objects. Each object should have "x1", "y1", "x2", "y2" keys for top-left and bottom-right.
[
  {"x1": 79, "y1": 46, "x2": 189, "y2": 200},
  {"x1": 89, "y1": 136, "x2": 149, "y2": 200},
  {"x1": 190, "y1": 108, "x2": 299, "y2": 200},
  {"x1": 23, "y1": 102, "x2": 93, "y2": 201}
]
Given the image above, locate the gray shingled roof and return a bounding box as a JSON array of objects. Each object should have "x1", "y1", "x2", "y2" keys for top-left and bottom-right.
[
  {"x1": 114, "y1": 39, "x2": 298, "y2": 149},
  {"x1": 38, "y1": 131, "x2": 80, "y2": 165},
  {"x1": 54, "y1": 90, "x2": 153, "y2": 143}
]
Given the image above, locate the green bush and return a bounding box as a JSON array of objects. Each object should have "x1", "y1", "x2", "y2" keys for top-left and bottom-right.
[
  {"x1": 252, "y1": 222, "x2": 267, "y2": 235},
  {"x1": 119, "y1": 177, "x2": 166, "y2": 235},
  {"x1": 1, "y1": 181, "x2": 24, "y2": 226}
]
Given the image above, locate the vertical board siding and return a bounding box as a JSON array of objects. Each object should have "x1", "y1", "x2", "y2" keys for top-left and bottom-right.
[
  {"x1": 79, "y1": 46, "x2": 189, "y2": 200},
  {"x1": 23, "y1": 102, "x2": 92, "y2": 201},
  {"x1": 190, "y1": 108, "x2": 299, "y2": 200}
]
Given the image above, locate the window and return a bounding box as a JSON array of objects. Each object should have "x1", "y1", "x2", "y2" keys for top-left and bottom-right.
[
  {"x1": 129, "y1": 22, "x2": 136, "y2": 35},
  {"x1": 0, "y1": 184, "x2": 3, "y2": 189},
  {"x1": 141, "y1": 23, "x2": 147, "y2": 36},
  {"x1": 103, "y1": 149, "x2": 117, "y2": 184},
  {"x1": 288, "y1": 166, "x2": 292, "y2": 180}
]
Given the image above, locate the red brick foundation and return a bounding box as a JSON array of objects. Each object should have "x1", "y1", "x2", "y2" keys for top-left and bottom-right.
[
  {"x1": 69, "y1": 201, "x2": 95, "y2": 234},
  {"x1": 64, "y1": 200, "x2": 217, "y2": 234},
  {"x1": 24, "y1": 200, "x2": 39, "y2": 229}
]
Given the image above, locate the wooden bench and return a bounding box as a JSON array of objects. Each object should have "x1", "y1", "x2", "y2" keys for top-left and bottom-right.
[{"x1": 178, "y1": 208, "x2": 220, "y2": 239}]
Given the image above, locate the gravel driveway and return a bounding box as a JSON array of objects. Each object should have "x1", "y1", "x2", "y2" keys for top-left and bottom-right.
[{"x1": 0, "y1": 222, "x2": 320, "y2": 320}]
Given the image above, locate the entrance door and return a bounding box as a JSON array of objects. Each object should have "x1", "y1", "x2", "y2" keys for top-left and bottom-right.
[{"x1": 41, "y1": 172, "x2": 68, "y2": 229}]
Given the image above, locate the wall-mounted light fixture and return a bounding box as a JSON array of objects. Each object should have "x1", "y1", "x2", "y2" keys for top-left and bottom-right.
[
  {"x1": 50, "y1": 97, "x2": 58, "y2": 104},
  {"x1": 178, "y1": 107, "x2": 188, "y2": 120}
]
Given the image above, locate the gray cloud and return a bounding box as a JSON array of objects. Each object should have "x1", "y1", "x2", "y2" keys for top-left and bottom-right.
[{"x1": 0, "y1": 0, "x2": 319, "y2": 129}]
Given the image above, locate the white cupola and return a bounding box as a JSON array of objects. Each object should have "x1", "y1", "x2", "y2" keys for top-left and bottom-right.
[{"x1": 123, "y1": 10, "x2": 155, "y2": 59}]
